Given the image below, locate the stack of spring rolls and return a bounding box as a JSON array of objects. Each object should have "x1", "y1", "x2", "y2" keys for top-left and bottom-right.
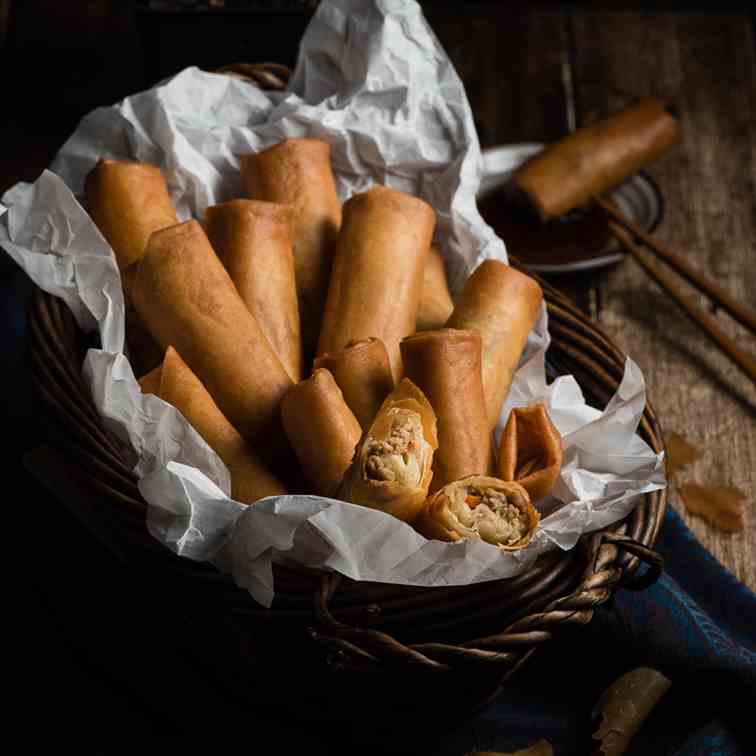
[{"x1": 86, "y1": 138, "x2": 565, "y2": 554}]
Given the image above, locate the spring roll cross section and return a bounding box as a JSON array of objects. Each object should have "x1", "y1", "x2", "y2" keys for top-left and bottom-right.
[
  {"x1": 280, "y1": 368, "x2": 362, "y2": 498},
  {"x1": 415, "y1": 475, "x2": 539, "y2": 551},
  {"x1": 129, "y1": 219, "x2": 293, "y2": 465},
  {"x1": 338, "y1": 379, "x2": 438, "y2": 523},
  {"x1": 317, "y1": 185, "x2": 436, "y2": 382},
  {"x1": 158, "y1": 346, "x2": 286, "y2": 504},
  {"x1": 205, "y1": 199, "x2": 303, "y2": 382},
  {"x1": 447, "y1": 261, "x2": 543, "y2": 431},
  {"x1": 313, "y1": 337, "x2": 395, "y2": 430},
  {"x1": 241, "y1": 138, "x2": 341, "y2": 360}
]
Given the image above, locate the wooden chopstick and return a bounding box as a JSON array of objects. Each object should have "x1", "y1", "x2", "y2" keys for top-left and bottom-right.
[
  {"x1": 605, "y1": 217, "x2": 756, "y2": 383},
  {"x1": 596, "y1": 196, "x2": 756, "y2": 336}
]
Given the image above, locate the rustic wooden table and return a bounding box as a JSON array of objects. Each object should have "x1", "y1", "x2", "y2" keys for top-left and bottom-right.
[{"x1": 426, "y1": 4, "x2": 756, "y2": 589}]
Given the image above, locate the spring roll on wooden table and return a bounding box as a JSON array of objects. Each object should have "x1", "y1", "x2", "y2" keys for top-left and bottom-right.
[
  {"x1": 280, "y1": 368, "x2": 362, "y2": 497},
  {"x1": 447, "y1": 261, "x2": 543, "y2": 431},
  {"x1": 416, "y1": 245, "x2": 454, "y2": 331},
  {"x1": 205, "y1": 199, "x2": 302, "y2": 382},
  {"x1": 400, "y1": 328, "x2": 492, "y2": 492},
  {"x1": 158, "y1": 347, "x2": 286, "y2": 503},
  {"x1": 313, "y1": 337, "x2": 394, "y2": 430},
  {"x1": 129, "y1": 219, "x2": 293, "y2": 466},
  {"x1": 512, "y1": 97, "x2": 680, "y2": 221},
  {"x1": 338, "y1": 379, "x2": 438, "y2": 523},
  {"x1": 241, "y1": 139, "x2": 341, "y2": 360},
  {"x1": 318, "y1": 186, "x2": 436, "y2": 382}
]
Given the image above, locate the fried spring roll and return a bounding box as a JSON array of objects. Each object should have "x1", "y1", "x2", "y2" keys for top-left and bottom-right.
[
  {"x1": 130, "y1": 219, "x2": 293, "y2": 465},
  {"x1": 416, "y1": 245, "x2": 454, "y2": 331},
  {"x1": 85, "y1": 159, "x2": 179, "y2": 272},
  {"x1": 400, "y1": 329, "x2": 492, "y2": 492},
  {"x1": 512, "y1": 97, "x2": 680, "y2": 221},
  {"x1": 313, "y1": 337, "x2": 394, "y2": 430},
  {"x1": 318, "y1": 186, "x2": 436, "y2": 382},
  {"x1": 241, "y1": 139, "x2": 341, "y2": 360},
  {"x1": 205, "y1": 199, "x2": 302, "y2": 382},
  {"x1": 447, "y1": 261, "x2": 543, "y2": 430},
  {"x1": 158, "y1": 346, "x2": 286, "y2": 504},
  {"x1": 414, "y1": 475, "x2": 539, "y2": 551},
  {"x1": 137, "y1": 365, "x2": 162, "y2": 395},
  {"x1": 280, "y1": 368, "x2": 362, "y2": 497},
  {"x1": 498, "y1": 403, "x2": 563, "y2": 502},
  {"x1": 338, "y1": 379, "x2": 438, "y2": 523}
]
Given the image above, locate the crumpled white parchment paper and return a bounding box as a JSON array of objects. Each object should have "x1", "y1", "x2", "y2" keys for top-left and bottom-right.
[{"x1": 0, "y1": 0, "x2": 665, "y2": 608}]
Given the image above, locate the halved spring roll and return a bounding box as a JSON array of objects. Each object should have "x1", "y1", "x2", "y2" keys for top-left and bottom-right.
[
  {"x1": 498, "y1": 403, "x2": 563, "y2": 502},
  {"x1": 129, "y1": 219, "x2": 293, "y2": 467},
  {"x1": 400, "y1": 328, "x2": 492, "y2": 492},
  {"x1": 317, "y1": 185, "x2": 436, "y2": 382},
  {"x1": 416, "y1": 245, "x2": 454, "y2": 331},
  {"x1": 280, "y1": 368, "x2": 362, "y2": 498},
  {"x1": 414, "y1": 475, "x2": 539, "y2": 551},
  {"x1": 205, "y1": 199, "x2": 303, "y2": 382},
  {"x1": 158, "y1": 346, "x2": 286, "y2": 504},
  {"x1": 446, "y1": 260, "x2": 543, "y2": 431},
  {"x1": 338, "y1": 379, "x2": 438, "y2": 523},
  {"x1": 241, "y1": 138, "x2": 342, "y2": 361},
  {"x1": 313, "y1": 337, "x2": 395, "y2": 430}
]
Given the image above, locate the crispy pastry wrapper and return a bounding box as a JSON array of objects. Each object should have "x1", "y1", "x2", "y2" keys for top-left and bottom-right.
[
  {"x1": 512, "y1": 97, "x2": 680, "y2": 221},
  {"x1": 137, "y1": 365, "x2": 162, "y2": 395},
  {"x1": 498, "y1": 403, "x2": 563, "y2": 502},
  {"x1": 417, "y1": 245, "x2": 454, "y2": 331},
  {"x1": 313, "y1": 337, "x2": 394, "y2": 430},
  {"x1": 2, "y1": 1, "x2": 665, "y2": 608},
  {"x1": 338, "y1": 378, "x2": 438, "y2": 523},
  {"x1": 281, "y1": 368, "x2": 362, "y2": 497},
  {"x1": 415, "y1": 475, "x2": 539, "y2": 551}
]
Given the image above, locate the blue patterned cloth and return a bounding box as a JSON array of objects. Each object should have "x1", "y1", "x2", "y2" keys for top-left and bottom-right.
[{"x1": 3, "y1": 264, "x2": 754, "y2": 755}]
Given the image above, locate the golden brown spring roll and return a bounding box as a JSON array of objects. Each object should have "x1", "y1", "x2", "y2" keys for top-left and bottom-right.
[
  {"x1": 414, "y1": 475, "x2": 539, "y2": 551},
  {"x1": 318, "y1": 186, "x2": 436, "y2": 382},
  {"x1": 205, "y1": 199, "x2": 302, "y2": 382},
  {"x1": 280, "y1": 368, "x2": 362, "y2": 497},
  {"x1": 338, "y1": 379, "x2": 438, "y2": 523},
  {"x1": 447, "y1": 261, "x2": 542, "y2": 431},
  {"x1": 313, "y1": 337, "x2": 394, "y2": 430},
  {"x1": 512, "y1": 97, "x2": 680, "y2": 221},
  {"x1": 157, "y1": 347, "x2": 286, "y2": 504},
  {"x1": 241, "y1": 139, "x2": 341, "y2": 360},
  {"x1": 85, "y1": 159, "x2": 179, "y2": 272},
  {"x1": 498, "y1": 403, "x2": 563, "y2": 502},
  {"x1": 400, "y1": 329, "x2": 492, "y2": 492},
  {"x1": 137, "y1": 365, "x2": 162, "y2": 395},
  {"x1": 130, "y1": 219, "x2": 293, "y2": 466},
  {"x1": 416, "y1": 245, "x2": 454, "y2": 331}
]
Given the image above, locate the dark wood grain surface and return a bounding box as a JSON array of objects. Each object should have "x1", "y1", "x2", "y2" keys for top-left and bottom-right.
[{"x1": 426, "y1": 6, "x2": 756, "y2": 589}]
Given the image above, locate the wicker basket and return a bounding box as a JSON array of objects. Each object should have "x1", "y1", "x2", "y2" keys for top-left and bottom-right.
[{"x1": 26, "y1": 63, "x2": 666, "y2": 720}]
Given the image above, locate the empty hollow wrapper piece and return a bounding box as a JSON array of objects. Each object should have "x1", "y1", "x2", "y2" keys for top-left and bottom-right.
[
  {"x1": 415, "y1": 475, "x2": 539, "y2": 551},
  {"x1": 447, "y1": 261, "x2": 543, "y2": 431},
  {"x1": 317, "y1": 185, "x2": 436, "y2": 382},
  {"x1": 130, "y1": 220, "x2": 293, "y2": 466},
  {"x1": 137, "y1": 365, "x2": 162, "y2": 395},
  {"x1": 338, "y1": 378, "x2": 438, "y2": 523},
  {"x1": 241, "y1": 138, "x2": 342, "y2": 360},
  {"x1": 85, "y1": 159, "x2": 179, "y2": 272},
  {"x1": 158, "y1": 347, "x2": 286, "y2": 504},
  {"x1": 280, "y1": 368, "x2": 362, "y2": 498},
  {"x1": 416, "y1": 245, "x2": 454, "y2": 331},
  {"x1": 205, "y1": 199, "x2": 303, "y2": 382},
  {"x1": 498, "y1": 403, "x2": 563, "y2": 502},
  {"x1": 512, "y1": 97, "x2": 680, "y2": 221},
  {"x1": 313, "y1": 337, "x2": 395, "y2": 430},
  {"x1": 401, "y1": 328, "x2": 492, "y2": 492}
]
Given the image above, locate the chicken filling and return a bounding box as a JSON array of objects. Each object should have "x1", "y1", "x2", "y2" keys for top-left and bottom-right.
[
  {"x1": 364, "y1": 412, "x2": 426, "y2": 486},
  {"x1": 452, "y1": 486, "x2": 529, "y2": 546}
]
